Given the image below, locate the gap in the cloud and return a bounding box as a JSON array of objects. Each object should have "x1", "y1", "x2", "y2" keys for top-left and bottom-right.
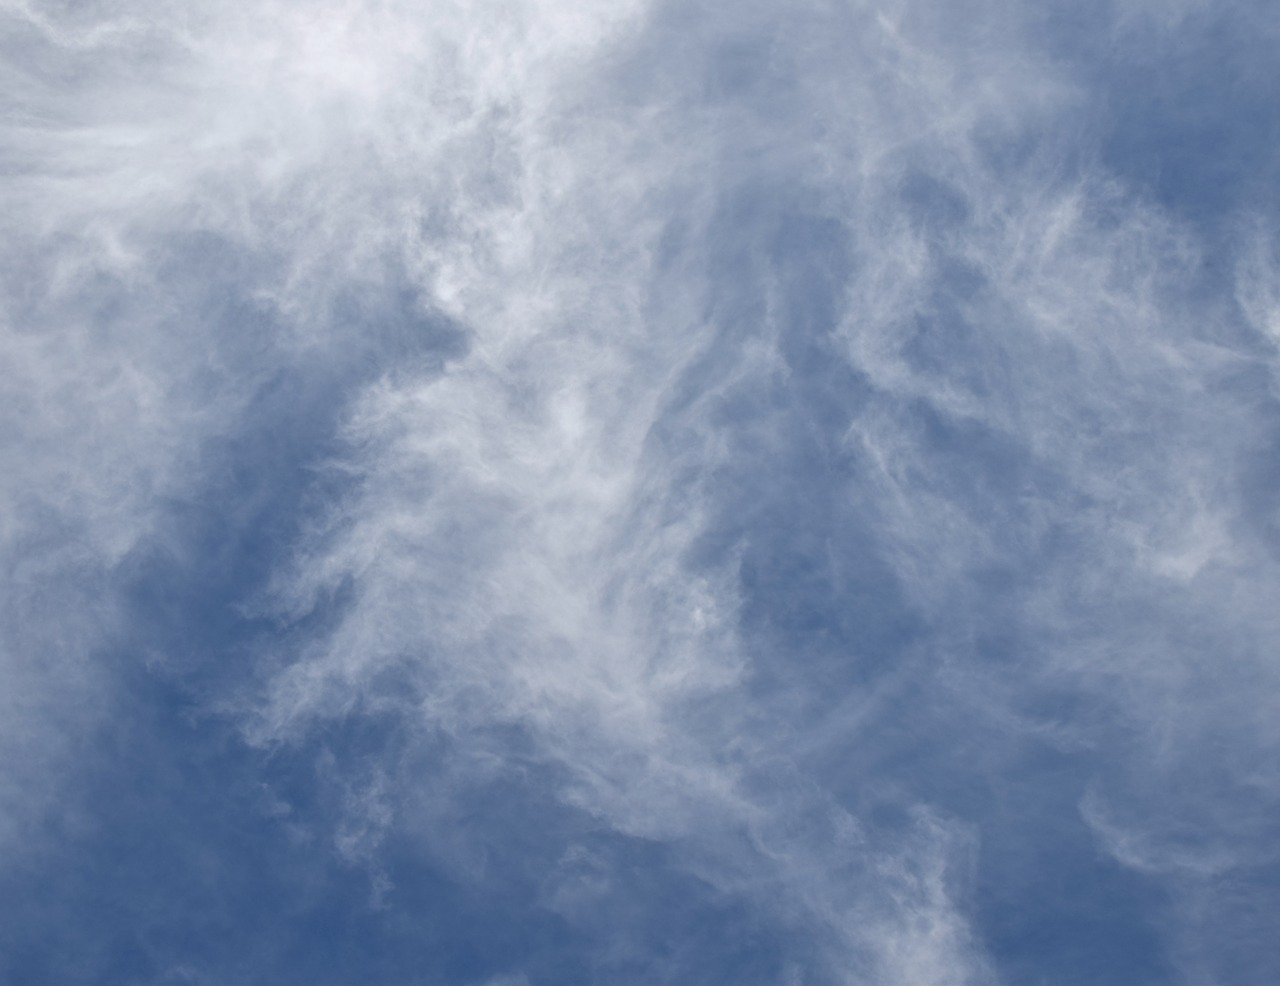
[
  {"x1": 113, "y1": 231, "x2": 467, "y2": 682},
  {"x1": 0, "y1": 232, "x2": 476, "y2": 983},
  {"x1": 972, "y1": 744, "x2": 1177, "y2": 986},
  {"x1": 1031, "y1": 3, "x2": 1280, "y2": 271}
]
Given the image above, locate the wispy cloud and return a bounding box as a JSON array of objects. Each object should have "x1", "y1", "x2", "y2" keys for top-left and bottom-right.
[{"x1": 3, "y1": 0, "x2": 1279, "y2": 983}]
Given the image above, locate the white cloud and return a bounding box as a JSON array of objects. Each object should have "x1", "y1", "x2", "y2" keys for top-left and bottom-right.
[{"x1": 6, "y1": 0, "x2": 1280, "y2": 980}]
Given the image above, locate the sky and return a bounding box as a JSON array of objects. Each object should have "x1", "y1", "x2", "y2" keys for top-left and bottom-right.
[{"x1": 2, "y1": 1, "x2": 1280, "y2": 984}]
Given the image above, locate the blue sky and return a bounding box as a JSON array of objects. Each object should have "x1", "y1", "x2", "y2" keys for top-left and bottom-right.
[{"x1": 3, "y1": 2, "x2": 1280, "y2": 983}]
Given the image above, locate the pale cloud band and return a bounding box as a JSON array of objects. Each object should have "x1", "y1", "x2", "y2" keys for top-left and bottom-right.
[{"x1": 3, "y1": 1, "x2": 1279, "y2": 983}]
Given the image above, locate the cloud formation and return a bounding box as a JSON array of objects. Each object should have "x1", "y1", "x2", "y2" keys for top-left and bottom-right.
[{"x1": 3, "y1": 0, "x2": 1280, "y2": 983}]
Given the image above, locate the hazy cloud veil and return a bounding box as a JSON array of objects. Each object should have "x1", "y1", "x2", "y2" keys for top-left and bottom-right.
[{"x1": 3, "y1": 1, "x2": 1279, "y2": 983}]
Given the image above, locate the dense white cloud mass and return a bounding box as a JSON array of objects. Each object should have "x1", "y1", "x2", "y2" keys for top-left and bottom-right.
[{"x1": 3, "y1": 1, "x2": 1279, "y2": 983}]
